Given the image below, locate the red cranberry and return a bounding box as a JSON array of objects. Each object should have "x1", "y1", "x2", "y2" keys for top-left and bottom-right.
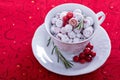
[
  {"x1": 79, "y1": 59, "x2": 86, "y2": 64},
  {"x1": 90, "y1": 51, "x2": 96, "y2": 57},
  {"x1": 86, "y1": 42, "x2": 93, "y2": 50},
  {"x1": 66, "y1": 12, "x2": 73, "y2": 19},
  {"x1": 79, "y1": 52, "x2": 86, "y2": 59},
  {"x1": 85, "y1": 55, "x2": 92, "y2": 62},
  {"x1": 84, "y1": 47, "x2": 91, "y2": 53},
  {"x1": 63, "y1": 16, "x2": 69, "y2": 22},
  {"x1": 63, "y1": 22, "x2": 67, "y2": 26},
  {"x1": 89, "y1": 45, "x2": 93, "y2": 50},
  {"x1": 63, "y1": 16, "x2": 68, "y2": 26},
  {"x1": 86, "y1": 42, "x2": 91, "y2": 47},
  {"x1": 73, "y1": 56, "x2": 79, "y2": 62}
]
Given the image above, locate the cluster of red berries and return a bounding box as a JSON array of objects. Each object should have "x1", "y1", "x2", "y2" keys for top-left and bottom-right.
[
  {"x1": 63, "y1": 12, "x2": 73, "y2": 26},
  {"x1": 73, "y1": 42, "x2": 96, "y2": 64}
]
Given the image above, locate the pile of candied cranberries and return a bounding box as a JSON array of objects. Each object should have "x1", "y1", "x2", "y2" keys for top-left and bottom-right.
[
  {"x1": 73, "y1": 43, "x2": 96, "y2": 64},
  {"x1": 50, "y1": 9, "x2": 94, "y2": 43}
]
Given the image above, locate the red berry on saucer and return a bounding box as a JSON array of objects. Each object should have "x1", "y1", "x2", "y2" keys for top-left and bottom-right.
[
  {"x1": 79, "y1": 52, "x2": 86, "y2": 59},
  {"x1": 73, "y1": 43, "x2": 96, "y2": 64},
  {"x1": 73, "y1": 56, "x2": 79, "y2": 62},
  {"x1": 84, "y1": 47, "x2": 91, "y2": 53},
  {"x1": 79, "y1": 59, "x2": 86, "y2": 64},
  {"x1": 84, "y1": 52, "x2": 90, "y2": 56},
  {"x1": 88, "y1": 45, "x2": 93, "y2": 50},
  {"x1": 85, "y1": 55, "x2": 92, "y2": 62},
  {"x1": 86, "y1": 42, "x2": 91, "y2": 47},
  {"x1": 66, "y1": 12, "x2": 73, "y2": 19},
  {"x1": 86, "y1": 42, "x2": 93, "y2": 50},
  {"x1": 90, "y1": 51, "x2": 96, "y2": 57}
]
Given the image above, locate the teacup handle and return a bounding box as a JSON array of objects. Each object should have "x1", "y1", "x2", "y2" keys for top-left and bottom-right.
[{"x1": 96, "y1": 11, "x2": 105, "y2": 25}]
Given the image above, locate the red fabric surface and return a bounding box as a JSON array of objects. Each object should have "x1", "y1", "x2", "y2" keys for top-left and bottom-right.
[{"x1": 0, "y1": 0, "x2": 120, "y2": 80}]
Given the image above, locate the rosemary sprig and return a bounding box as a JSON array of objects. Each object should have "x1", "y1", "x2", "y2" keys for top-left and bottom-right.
[
  {"x1": 47, "y1": 37, "x2": 73, "y2": 69},
  {"x1": 54, "y1": 46, "x2": 73, "y2": 69},
  {"x1": 47, "y1": 37, "x2": 51, "y2": 47}
]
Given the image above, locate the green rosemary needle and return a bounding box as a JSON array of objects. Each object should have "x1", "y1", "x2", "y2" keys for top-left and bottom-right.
[
  {"x1": 51, "y1": 46, "x2": 56, "y2": 55},
  {"x1": 47, "y1": 37, "x2": 51, "y2": 47},
  {"x1": 77, "y1": 20, "x2": 83, "y2": 29}
]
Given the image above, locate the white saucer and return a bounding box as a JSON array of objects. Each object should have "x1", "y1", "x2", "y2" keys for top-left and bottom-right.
[{"x1": 32, "y1": 24, "x2": 111, "y2": 76}]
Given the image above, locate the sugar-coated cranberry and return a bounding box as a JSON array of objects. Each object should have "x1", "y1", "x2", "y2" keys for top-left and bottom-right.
[
  {"x1": 69, "y1": 18, "x2": 78, "y2": 28},
  {"x1": 66, "y1": 12, "x2": 73, "y2": 19},
  {"x1": 73, "y1": 56, "x2": 79, "y2": 62}
]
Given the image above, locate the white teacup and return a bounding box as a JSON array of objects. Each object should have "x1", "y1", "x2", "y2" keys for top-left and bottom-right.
[{"x1": 45, "y1": 3, "x2": 105, "y2": 54}]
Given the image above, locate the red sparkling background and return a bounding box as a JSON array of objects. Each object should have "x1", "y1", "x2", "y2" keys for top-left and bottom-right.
[{"x1": 0, "y1": 0, "x2": 120, "y2": 80}]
